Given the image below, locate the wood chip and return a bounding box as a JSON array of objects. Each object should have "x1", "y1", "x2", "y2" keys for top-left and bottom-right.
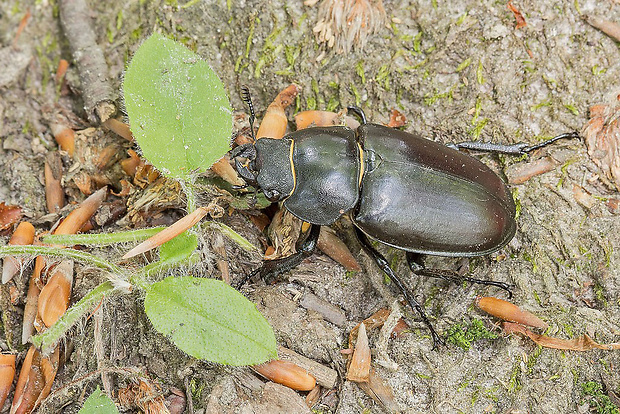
[
  {"x1": 300, "y1": 292, "x2": 347, "y2": 327},
  {"x1": 278, "y1": 346, "x2": 338, "y2": 389}
]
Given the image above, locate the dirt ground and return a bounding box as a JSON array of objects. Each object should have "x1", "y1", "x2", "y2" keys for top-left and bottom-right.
[{"x1": 1, "y1": 0, "x2": 619, "y2": 413}]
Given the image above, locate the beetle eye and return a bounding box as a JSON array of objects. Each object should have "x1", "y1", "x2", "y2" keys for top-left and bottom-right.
[{"x1": 264, "y1": 189, "x2": 281, "y2": 201}]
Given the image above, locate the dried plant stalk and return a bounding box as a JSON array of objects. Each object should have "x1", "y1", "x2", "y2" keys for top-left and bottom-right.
[
  {"x1": 122, "y1": 206, "x2": 210, "y2": 259},
  {"x1": 504, "y1": 322, "x2": 620, "y2": 351}
]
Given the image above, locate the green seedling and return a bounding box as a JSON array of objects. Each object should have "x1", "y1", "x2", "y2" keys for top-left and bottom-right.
[{"x1": 1, "y1": 33, "x2": 276, "y2": 367}]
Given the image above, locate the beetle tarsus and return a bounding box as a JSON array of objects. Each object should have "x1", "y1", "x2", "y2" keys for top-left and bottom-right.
[
  {"x1": 234, "y1": 267, "x2": 261, "y2": 290},
  {"x1": 355, "y1": 229, "x2": 445, "y2": 349},
  {"x1": 347, "y1": 106, "x2": 368, "y2": 125},
  {"x1": 406, "y1": 252, "x2": 514, "y2": 298},
  {"x1": 448, "y1": 131, "x2": 580, "y2": 155},
  {"x1": 518, "y1": 131, "x2": 581, "y2": 154},
  {"x1": 235, "y1": 224, "x2": 321, "y2": 288}
]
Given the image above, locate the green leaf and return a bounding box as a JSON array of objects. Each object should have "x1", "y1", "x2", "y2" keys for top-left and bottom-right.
[
  {"x1": 144, "y1": 276, "x2": 277, "y2": 365},
  {"x1": 79, "y1": 387, "x2": 119, "y2": 414},
  {"x1": 159, "y1": 231, "x2": 198, "y2": 262},
  {"x1": 124, "y1": 33, "x2": 232, "y2": 179}
]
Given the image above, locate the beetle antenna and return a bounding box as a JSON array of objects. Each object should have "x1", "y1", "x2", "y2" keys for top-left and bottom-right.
[
  {"x1": 347, "y1": 106, "x2": 368, "y2": 125},
  {"x1": 241, "y1": 85, "x2": 257, "y2": 142}
]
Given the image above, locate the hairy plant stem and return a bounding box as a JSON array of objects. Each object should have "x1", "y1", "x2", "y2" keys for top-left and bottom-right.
[
  {"x1": 0, "y1": 245, "x2": 122, "y2": 275},
  {"x1": 42, "y1": 227, "x2": 166, "y2": 246},
  {"x1": 31, "y1": 281, "x2": 116, "y2": 353}
]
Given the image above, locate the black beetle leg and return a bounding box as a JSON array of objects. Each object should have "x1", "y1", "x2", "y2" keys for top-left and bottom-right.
[
  {"x1": 235, "y1": 224, "x2": 321, "y2": 289},
  {"x1": 347, "y1": 106, "x2": 368, "y2": 125},
  {"x1": 406, "y1": 252, "x2": 513, "y2": 299},
  {"x1": 447, "y1": 131, "x2": 580, "y2": 155},
  {"x1": 355, "y1": 228, "x2": 445, "y2": 349}
]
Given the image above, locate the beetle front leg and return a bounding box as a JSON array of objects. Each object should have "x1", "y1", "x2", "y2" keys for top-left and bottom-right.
[
  {"x1": 406, "y1": 252, "x2": 513, "y2": 298},
  {"x1": 235, "y1": 224, "x2": 321, "y2": 289},
  {"x1": 354, "y1": 229, "x2": 445, "y2": 349}
]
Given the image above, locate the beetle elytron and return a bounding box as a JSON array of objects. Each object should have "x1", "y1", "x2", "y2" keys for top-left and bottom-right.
[{"x1": 232, "y1": 88, "x2": 578, "y2": 347}]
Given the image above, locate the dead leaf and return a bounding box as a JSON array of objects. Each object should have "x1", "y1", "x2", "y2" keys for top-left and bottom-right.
[
  {"x1": 253, "y1": 359, "x2": 316, "y2": 391},
  {"x1": 0, "y1": 354, "x2": 16, "y2": 408},
  {"x1": 3, "y1": 221, "x2": 35, "y2": 283},
  {"x1": 387, "y1": 109, "x2": 406, "y2": 128},
  {"x1": 582, "y1": 100, "x2": 620, "y2": 191},
  {"x1": 507, "y1": 1, "x2": 527, "y2": 29},
  {"x1": 317, "y1": 226, "x2": 361, "y2": 272},
  {"x1": 10, "y1": 346, "x2": 59, "y2": 414},
  {"x1": 346, "y1": 321, "x2": 371, "y2": 382},
  {"x1": 476, "y1": 297, "x2": 548, "y2": 329},
  {"x1": 53, "y1": 187, "x2": 107, "y2": 236},
  {"x1": 118, "y1": 378, "x2": 168, "y2": 414},
  {"x1": 503, "y1": 322, "x2": 620, "y2": 351},
  {"x1": 583, "y1": 14, "x2": 620, "y2": 43},
  {"x1": 37, "y1": 260, "x2": 73, "y2": 327},
  {"x1": 356, "y1": 368, "x2": 400, "y2": 413},
  {"x1": 0, "y1": 203, "x2": 22, "y2": 231}
]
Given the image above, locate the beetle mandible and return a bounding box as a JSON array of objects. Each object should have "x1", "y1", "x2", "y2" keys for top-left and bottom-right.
[{"x1": 232, "y1": 88, "x2": 578, "y2": 347}]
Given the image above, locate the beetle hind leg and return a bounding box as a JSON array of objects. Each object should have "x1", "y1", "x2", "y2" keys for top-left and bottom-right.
[
  {"x1": 355, "y1": 228, "x2": 445, "y2": 349},
  {"x1": 447, "y1": 131, "x2": 580, "y2": 155},
  {"x1": 347, "y1": 106, "x2": 368, "y2": 125},
  {"x1": 406, "y1": 252, "x2": 513, "y2": 299},
  {"x1": 235, "y1": 224, "x2": 321, "y2": 289}
]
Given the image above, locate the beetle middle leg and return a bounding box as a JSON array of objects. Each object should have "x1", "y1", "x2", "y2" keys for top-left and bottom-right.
[
  {"x1": 235, "y1": 224, "x2": 321, "y2": 289},
  {"x1": 354, "y1": 228, "x2": 445, "y2": 349},
  {"x1": 406, "y1": 252, "x2": 513, "y2": 299}
]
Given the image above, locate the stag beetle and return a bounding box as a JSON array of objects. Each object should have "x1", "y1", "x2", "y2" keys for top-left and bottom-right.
[{"x1": 232, "y1": 88, "x2": 578, "y2": 347}]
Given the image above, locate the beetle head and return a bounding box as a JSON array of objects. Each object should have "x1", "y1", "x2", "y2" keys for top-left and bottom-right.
[
  {"x1": 231, "y1": 142, "x2": 290, "y2": 202},
  {"x1": 253, "y1": 138, "x2": 296, "y2": 203},
  {"x1": 232, "y1": 139, "x2": 295, "y2": 202}
]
